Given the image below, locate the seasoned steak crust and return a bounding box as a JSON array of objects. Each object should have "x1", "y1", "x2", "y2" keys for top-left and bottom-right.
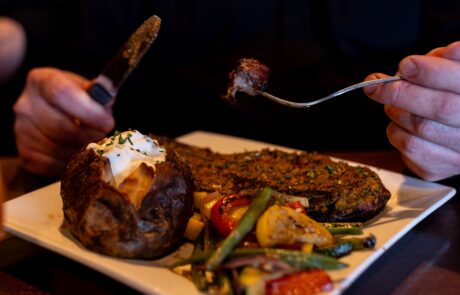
[
  {"x1": 157, "y1": 136, "x2": 391, "y2": 222},
  {"x1": 222, "y1": 58, "x2": 270, "y2": 105}
]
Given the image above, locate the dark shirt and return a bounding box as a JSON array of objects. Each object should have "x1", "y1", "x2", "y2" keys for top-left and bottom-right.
[{"x1": 2, "y1": 0, "x2": 460, "y2": 154}]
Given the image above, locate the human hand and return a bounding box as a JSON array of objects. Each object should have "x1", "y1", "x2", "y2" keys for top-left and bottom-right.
[
  {"x1": 364, "y1": 41, "x2": 460, "y2": 181},
  {"x1": 13, "y1": 68, "x2": 115, "y2": 177}
]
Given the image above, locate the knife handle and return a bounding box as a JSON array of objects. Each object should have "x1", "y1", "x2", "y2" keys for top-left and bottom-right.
[{"x1": 87, "y1": 83, "x2": 113, "y2": 105}]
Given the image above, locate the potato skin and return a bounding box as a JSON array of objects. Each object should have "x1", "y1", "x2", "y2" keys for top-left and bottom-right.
[{"x1": 60, "y1": 145, "x2": 194, "y2": 259}]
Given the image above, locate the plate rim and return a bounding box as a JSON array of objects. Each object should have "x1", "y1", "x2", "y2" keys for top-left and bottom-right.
[{"x1": 4, "y1": 130, "x2": 457, "y2": 294}]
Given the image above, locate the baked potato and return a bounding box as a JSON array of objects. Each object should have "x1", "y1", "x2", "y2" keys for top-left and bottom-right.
[{"x1": 60, "y1": 130, "x2": 194, "y2": 259}]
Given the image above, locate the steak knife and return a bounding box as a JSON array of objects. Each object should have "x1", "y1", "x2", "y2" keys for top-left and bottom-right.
[{"x1": 87, "y1": 15, "x2": 161, "y2": 104}]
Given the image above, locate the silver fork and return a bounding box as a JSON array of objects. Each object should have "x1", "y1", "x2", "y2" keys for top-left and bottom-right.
[{"x1": 258, "y1": 75, "x2": 403, "y2": 108}]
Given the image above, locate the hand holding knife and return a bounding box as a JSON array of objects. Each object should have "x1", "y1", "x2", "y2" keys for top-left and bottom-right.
[{"x1": 87, "y1": 15, "x2": 161, "y2": 104}]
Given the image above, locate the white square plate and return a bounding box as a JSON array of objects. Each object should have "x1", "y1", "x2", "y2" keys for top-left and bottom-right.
[{"x1": 4, "y1": 131, "x2": 456, "y2": 294}]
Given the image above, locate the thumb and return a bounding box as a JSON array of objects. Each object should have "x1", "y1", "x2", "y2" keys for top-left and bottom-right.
[{"x1": 399, "y1": 55, "x2": 460, "y2": 94}]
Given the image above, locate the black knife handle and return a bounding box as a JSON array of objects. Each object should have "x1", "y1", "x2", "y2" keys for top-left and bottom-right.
[{"x1": 87, "y1": 83, "x2": 113, "y2": 105}]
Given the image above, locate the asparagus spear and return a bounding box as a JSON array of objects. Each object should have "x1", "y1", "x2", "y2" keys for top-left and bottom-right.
[
  {"x1": 337, "y1": 234, "x2": 377, "y2": 250},
  {"x1": 190, "y1": 233, "x2": 208, "y2": 291},
  {"x1": 205, "y1": 187, "x2": 273, "y2": 271},
  {"x1": 315, "y1": 241, "x2": 354, "y2": 258},
  {"x1": 170, "y1": 247, "x2": 347, "y2": 270},
  {"x1": 321, "y1": 222, "x2": 364, "y2": 235}
]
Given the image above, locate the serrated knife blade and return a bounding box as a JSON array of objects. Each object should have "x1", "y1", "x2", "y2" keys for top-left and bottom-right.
[{"x1": 87, "y1": 15, "x2": 161, "y2": 104}]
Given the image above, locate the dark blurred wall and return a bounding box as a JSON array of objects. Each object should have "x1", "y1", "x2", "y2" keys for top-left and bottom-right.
[{"x1": 1, "y1": 0, "x2": 460, "y2": 155}]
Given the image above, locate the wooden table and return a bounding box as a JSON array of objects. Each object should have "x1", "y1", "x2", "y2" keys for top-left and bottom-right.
[{"x1": 1, "y1": 152, "x2": 459, "y2": 295}]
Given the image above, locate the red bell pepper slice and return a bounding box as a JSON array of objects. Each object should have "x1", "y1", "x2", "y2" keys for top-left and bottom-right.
[
  {"x1": 210, "y1": 192, "x2": 252, "y2": 237},
  {"x1": 286, "y1": 200, "x2": 307, "y2": 214},
  {"x1": 266, "y1": 268, "x2": 333, "y2": 295}
]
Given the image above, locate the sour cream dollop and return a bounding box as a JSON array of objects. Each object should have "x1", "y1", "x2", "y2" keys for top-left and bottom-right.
[{"x1": 87, "y1": 130, "x2": 166, "y2": 186}]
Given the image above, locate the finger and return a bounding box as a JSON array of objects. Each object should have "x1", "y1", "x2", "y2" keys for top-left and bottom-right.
[
  {"x1": 400, "y1": 151, "x2": 460, "y2": 182},
  {"x1": 364, "y1": 73, "x2": 460, "y2": 127},
  {"x1": 15, "y1": 88, "x2": 83, "y2": 146},
  {"x1": 17, "y1": 69, "x2": 113, "y2": 145},
  {"x1": 14, "y1": 111, "x2": 104, "y2": 177},
  {"x1": 14, "y1": 113, "x2": 69, "y2": 177},
  {"x1": 386, "y1": 122, "x2": 460, "y2": 181},
  {"x1": 441, "y1": 41, "x2": 460, "y2": 60},
  {"x1": 62, "y1": 70, "x2": 90, "y2": 88},
  {"x1": 14, "y1": 89, "x2": 106, "y2": 147},
  {"x1": 419, "y1": 42, "x2": 460, "y2": 61},
  {"x1": 16, "y1": 142, "x2": 67, "y2": 177},
  {"x1": 29, "y1": 68, "x2": 114, "y2": 132},
  {"x1": 426, "y1": 46, "x2": 447, "y2": 57},
  {"x1": 398, "y1": 55, "x2": 460, "y2": 93},
  {"x1": 14, "y1": 112, "x2": 84, "y2": 160},
  {"x1": 391, "y1": 47, "x2": 446, "y2": 77},
  {"x1": 384, "y1": 105, "x2": 460, "y2": 153}
]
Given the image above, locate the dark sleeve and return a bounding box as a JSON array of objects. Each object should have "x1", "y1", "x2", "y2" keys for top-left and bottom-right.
[{"x1": 420, "y1": 0, "x2": 460, "y2": 50}]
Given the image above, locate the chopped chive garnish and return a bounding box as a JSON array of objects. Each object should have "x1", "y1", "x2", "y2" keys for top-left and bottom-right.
[
  {"x1": 127, "y1": 135, "x2": 133, "y2": 145},
  {"x1": 326, "y1": 165, "x2": 334, "y2": 174}
]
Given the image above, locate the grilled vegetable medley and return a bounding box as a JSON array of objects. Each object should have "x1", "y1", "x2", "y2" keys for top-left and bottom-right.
[{"x1": 171, "y1": 187, "x2": 377, "y2": 294}]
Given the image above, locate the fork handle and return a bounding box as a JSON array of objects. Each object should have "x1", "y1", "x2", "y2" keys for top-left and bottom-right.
[
  {"x1": 333, "y1": 75, "x2": 403, "y2": 97},
  {"x1": 259, "y1": 75, "x2": 403, "y2": 108}
]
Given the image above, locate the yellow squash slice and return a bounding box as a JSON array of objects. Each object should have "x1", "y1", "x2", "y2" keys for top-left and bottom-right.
[{"x1": 256, "y1": 205, "x2": 333, "y2": 248}]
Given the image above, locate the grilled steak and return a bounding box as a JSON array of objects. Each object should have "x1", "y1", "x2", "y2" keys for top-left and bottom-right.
[
  {"x1": 158, "y1": 136, "x2": 391, "y2": 222},
  {"x1": 222, "y1": 58, "x2": 270, "y2": 104}
]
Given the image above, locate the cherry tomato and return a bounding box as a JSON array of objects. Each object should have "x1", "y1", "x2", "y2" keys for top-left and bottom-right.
[{"x1": 266, "y1": 268, "x2": 333, "y2": 295}]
